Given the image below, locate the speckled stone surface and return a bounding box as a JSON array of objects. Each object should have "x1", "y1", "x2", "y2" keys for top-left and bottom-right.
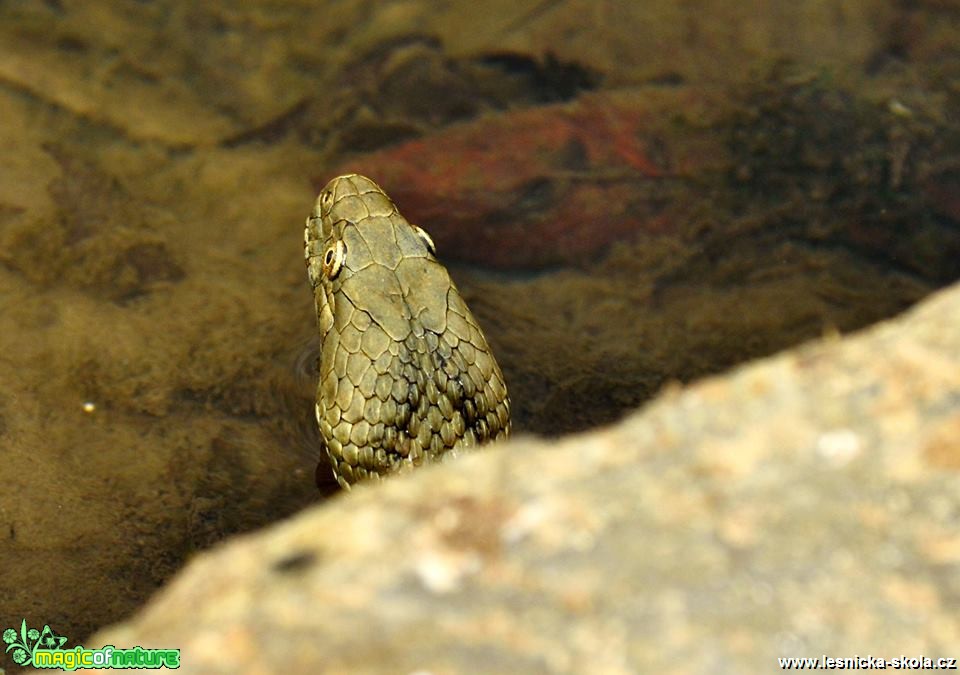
[{"x1": 90, "y1": 282, "x2": 960, "y2": 674}]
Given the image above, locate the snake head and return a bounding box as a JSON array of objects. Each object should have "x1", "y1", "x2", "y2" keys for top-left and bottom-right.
[
  {"x1": 305, "y1": 174, "x2": 394, "y2": 286},
  {"x1": 304, "y1": 174, "x2": 443, "y2": 341},
  {"x1": 304, "y1": 174, "x2": 510, "y2": 488},
  {"x1": 305, "y1": 174, "x2": 393, "y2": 343}
]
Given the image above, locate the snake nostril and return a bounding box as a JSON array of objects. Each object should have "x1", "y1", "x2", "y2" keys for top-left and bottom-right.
[{"x1": 320, "y1": 189, "x2": 333, "y2": 209}]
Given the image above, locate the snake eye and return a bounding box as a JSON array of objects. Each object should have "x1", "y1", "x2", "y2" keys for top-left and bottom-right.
[
  {"x1": 412, "y1": 225, "x2": 436, "y2": 256},
  {"x1": 323, "y1": 240, "x2": 345, "y2": 279}
]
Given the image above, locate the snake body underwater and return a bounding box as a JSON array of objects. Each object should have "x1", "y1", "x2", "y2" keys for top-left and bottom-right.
[{"x1": 305, "y1": 174, "x2": 510, "y2": 489}]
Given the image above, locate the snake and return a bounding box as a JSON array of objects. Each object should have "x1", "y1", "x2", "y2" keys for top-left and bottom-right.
[{"x1": 304, "y1": 174, "x2": 510, "y2": 489}]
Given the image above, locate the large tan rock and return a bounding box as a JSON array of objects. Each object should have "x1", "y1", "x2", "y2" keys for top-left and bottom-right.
[{"x1": 90, "y1": 282, "x2": 960, "y2": 674}]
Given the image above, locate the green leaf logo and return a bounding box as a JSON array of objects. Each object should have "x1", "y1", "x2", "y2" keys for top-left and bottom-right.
[{"x1": 2, "y1": 619, "x2": 69, "y2": 667}]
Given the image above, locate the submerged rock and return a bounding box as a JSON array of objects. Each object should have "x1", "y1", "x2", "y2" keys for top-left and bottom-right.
[
  {"x1": 329, "y1": 89, "x2": 720, "y2": 270},
  {"x1": 90, "y1": 281, "x2": 960, "y2": 674}
]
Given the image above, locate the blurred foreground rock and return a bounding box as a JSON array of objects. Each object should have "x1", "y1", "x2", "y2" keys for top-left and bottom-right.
[{"x1": 91, "y1": 282, "x2": 960, "y2": 673}]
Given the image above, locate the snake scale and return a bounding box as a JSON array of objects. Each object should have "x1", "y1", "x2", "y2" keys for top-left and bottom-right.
[{"x1": 305, "y1": 174, "x2": 510, "y2": 489}]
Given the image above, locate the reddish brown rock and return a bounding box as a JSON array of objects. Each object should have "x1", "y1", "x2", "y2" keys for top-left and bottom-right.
[{"x1": 330, "y1": 90, "x2": 726, "y2": 269}]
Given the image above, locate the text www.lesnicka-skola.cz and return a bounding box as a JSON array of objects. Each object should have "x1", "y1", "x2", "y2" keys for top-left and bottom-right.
[{"x1": 779, "y1": 655, "x2": 958, "y2": 670}]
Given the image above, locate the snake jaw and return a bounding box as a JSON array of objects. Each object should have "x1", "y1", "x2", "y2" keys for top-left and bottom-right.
[{"x1": 306, "y1": 174, "x2": 511, "y2": 488}]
